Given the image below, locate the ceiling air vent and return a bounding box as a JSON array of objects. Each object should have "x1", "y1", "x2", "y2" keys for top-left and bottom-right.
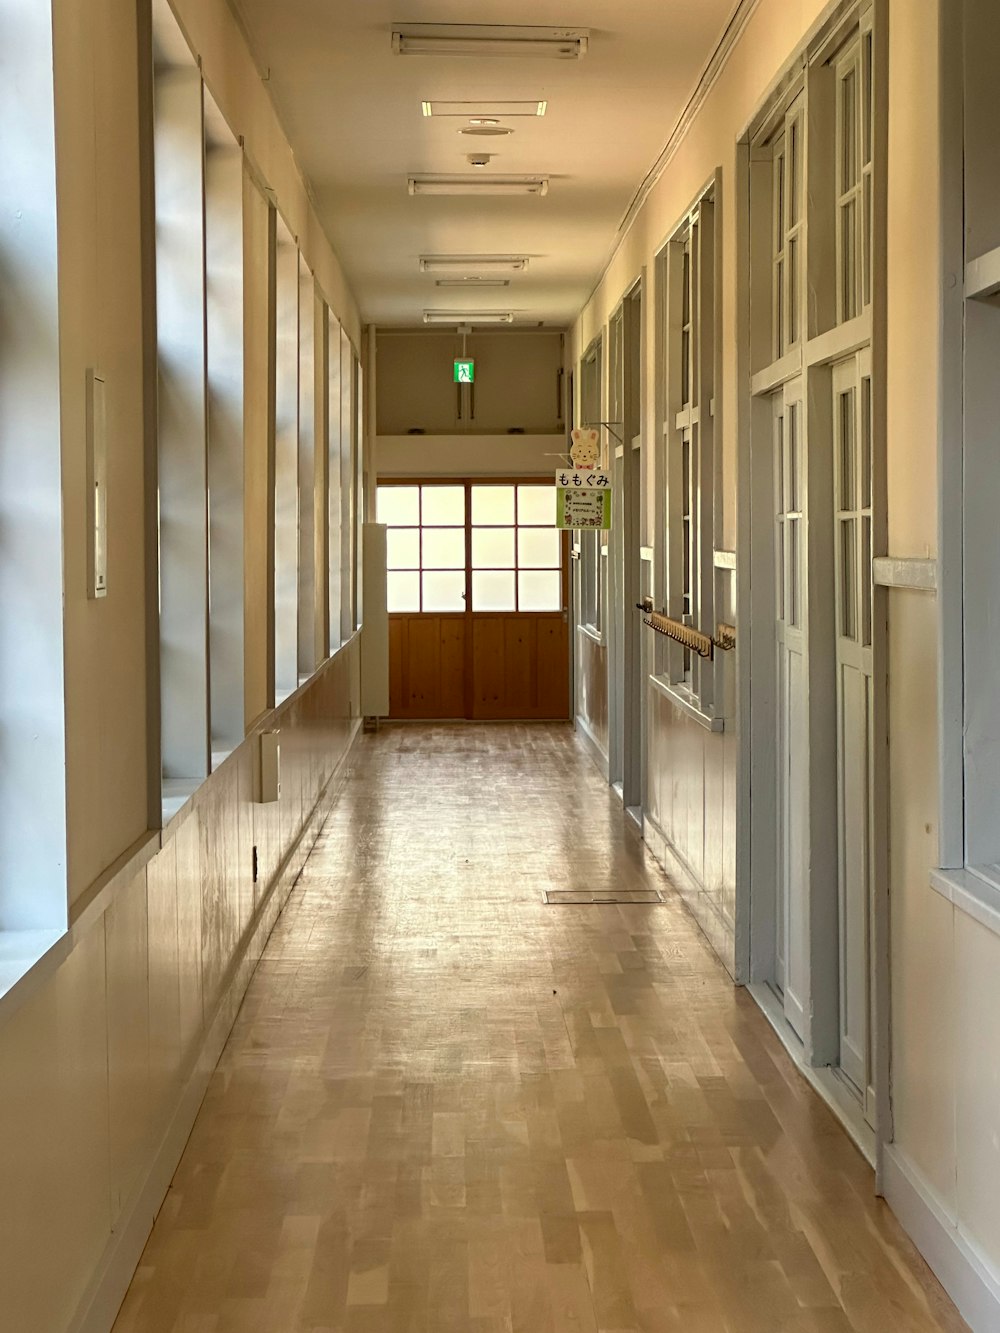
[{"x1": 394, "y1": 26, "x2": 588, "y2": 60}]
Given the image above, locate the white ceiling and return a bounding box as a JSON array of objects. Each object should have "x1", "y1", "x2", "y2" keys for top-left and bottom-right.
[{"x1": 230, "y1": 0, "x2": 740, "y2": 328}]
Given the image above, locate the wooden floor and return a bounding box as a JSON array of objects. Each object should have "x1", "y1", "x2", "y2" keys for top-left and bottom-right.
[{"x1": 113, "y1": 723, "x2": 966, "y2": 1333}]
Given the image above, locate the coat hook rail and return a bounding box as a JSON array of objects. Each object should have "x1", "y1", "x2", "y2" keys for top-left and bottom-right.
[
  {"x1": 715, "y1": 622, "x2": 737, "y2": 652},
  {"x1": 635, "y1": 606, "x2": 738, "y2": 658},
  {"x1": 641, "y1": 611, "x2": 715, "y2": 659}
]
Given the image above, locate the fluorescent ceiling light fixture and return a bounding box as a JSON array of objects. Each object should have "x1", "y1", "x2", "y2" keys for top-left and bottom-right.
[
  {"x1": 424, "y1": 310, "x2": 515, "y2": 325},
  {"x1": 420, "y1": 255, "x2": 529, "y2": 273},
  {"x1": 435, "y1": 277, "x2": 511, "y2": 288},
  {"x1": 409, "y1": 175, "x2": 548, "y2": 197},
  {"x1": 422, "y1": 99, "x2": 547, "y2": 117},
  {"x1": 395, "y1": 25, "x2": 588, "y2": 59}
]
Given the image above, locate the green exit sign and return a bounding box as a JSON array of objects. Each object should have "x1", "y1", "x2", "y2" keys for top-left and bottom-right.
[{"x1": 454, "y1": 358, "x2": 475, "y2": 384}]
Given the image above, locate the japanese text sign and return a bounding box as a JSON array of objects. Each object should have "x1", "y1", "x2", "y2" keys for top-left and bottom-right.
[{"x1": 555, "y1": 469, "x2": 612, "y2": 530}]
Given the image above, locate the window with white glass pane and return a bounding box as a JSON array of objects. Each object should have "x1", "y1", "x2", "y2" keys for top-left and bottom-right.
[
  {"x1": 577, "y1": 339, "x2": 604, "y2": 632},
  {"x1": 835, "y1": 22, "x2": 874, "y2": 324},
  {"x1": 377, "y1": 484, "x2": 465, "y2": 614},
  {"x1": 377, "y1": 482, "x2": 561, "y2": 616},
  {"x1": 655, "y1": 184, "x2": 717, "y2": 709},
  {"x1": 471, "y1": 484, "x2": 561, "y2": 613}
]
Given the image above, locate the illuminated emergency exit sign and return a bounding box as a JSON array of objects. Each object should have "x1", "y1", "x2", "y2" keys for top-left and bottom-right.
[{"x1": 453, "y1": 358, "x2": 475, "y2": 383}]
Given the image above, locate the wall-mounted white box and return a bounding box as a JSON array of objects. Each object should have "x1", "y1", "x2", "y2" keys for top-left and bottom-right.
[{"x1": 258, "y1": 731, "x2": 281, "y2": 803}]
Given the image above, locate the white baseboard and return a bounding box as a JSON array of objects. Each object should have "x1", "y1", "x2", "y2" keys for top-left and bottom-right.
[
  {"x1": 575, "y1": 714, "x2": 609, "y2": 778},
  {"x1": 747, "y1": 981, "x2": 876, "y2": 1167},
  {"x1": 643, "y1": 810, "x2": 736, "y2": 979},
  {"x1": 882, "y1": 1145, "x2": 1000, "y2": 1333},
  {"x1": 67, "y1": 723, "x2": 359, "y2": 1333}
]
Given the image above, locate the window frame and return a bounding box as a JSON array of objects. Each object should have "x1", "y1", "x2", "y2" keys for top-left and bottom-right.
[
  {"x1": 377, "y1": 479, "x2": 566, "y2": 618},
  {"x1": 933, "y1": 0, "x2": 1000, "y2": 935},
  {"x1": 653, "y1": 180, "x2": 720, "y2": 723},
  {"x1": 577, "y1": 336, "x2": 605, "y2": 638}
]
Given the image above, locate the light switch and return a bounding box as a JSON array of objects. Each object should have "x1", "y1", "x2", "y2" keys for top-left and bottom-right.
[{"x1": 86, "y1": 369, "x2": 107, "y2": 599}]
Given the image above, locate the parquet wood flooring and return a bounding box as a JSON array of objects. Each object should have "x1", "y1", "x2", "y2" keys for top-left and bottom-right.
[{"x1": 112, "y1": 722, "x2": 967, "y2": 1333}]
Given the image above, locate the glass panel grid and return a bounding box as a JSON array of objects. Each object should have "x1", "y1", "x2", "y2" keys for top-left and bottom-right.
[
  {"x1": 421, "y1": 484, "x2": 464, "y2": 526},
  {"x1": 380, "y1": 481, "x2": 563, "y2": 615},
  {"x1": 517, "y1": 485, "x2": 555, "y2": 526},
  {"x1": 471, "y1": 484, "x2": 515, "y2": 526},
  {"x1": 422, "y1": 527, "x2": 465, "y2": 569}
]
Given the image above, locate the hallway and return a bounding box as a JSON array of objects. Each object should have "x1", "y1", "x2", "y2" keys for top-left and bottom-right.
[{"x1": 112, "y1": 725, "x2": 964, "y2": 1333}]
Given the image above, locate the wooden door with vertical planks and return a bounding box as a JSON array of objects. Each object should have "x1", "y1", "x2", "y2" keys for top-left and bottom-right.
[{"x1": 378, "y1": 479, "x2": 570, "y2": 720}]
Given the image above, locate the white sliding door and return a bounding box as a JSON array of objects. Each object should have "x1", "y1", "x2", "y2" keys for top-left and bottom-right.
[
  {"x1": 833, "y1": 351, "x2": 875, "y2": 1119},
  {"x1": 774, "y1": 384, "x2": 809, "y2": 1040}
]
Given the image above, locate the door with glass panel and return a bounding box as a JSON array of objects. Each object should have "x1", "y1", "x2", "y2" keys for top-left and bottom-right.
[
  {"x1": 774, "y1": 384, "x2": 809, "y2": 1041},
  {"x1": 833, "y1": 351, "x2": 875, "y2": 1119},
  {"x1": 377, "y1": 479, "x2": 569, "y2": 720}
]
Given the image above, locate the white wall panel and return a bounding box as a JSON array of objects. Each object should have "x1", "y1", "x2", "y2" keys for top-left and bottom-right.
[
  {"x1": 0, "y1": 930, "x2": 111, "y2": 1332},
  {"x1": 105, "y1": 874, "x2": 153, "y2": 1223}
]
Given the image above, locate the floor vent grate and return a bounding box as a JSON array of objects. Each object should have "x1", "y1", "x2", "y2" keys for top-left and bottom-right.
[{"x1": 544, "y1": 889, "x2": 663, "y2": 905}]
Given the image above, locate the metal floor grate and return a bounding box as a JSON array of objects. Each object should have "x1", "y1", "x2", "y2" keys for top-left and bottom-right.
[{"x1": 544, "y1": 888, "x2": 663, "y2": 905}]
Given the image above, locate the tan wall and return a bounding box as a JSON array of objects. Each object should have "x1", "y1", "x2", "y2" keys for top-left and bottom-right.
[
  {"x1": 0, "y1": 0, "x2": 367, "y2": 1326},
  {"x1": 55, "y1": 0, "x2": 152, "y2": 905},
  {"x1": 54, "y1": 0, "x2": 362, "y2": 908},
  {"x1": 0, "y1": 646, "x2": 361, "y2": 1333},
  {"x1": 377, "y1": 434, "x2": 562, "y2": 478},
  {"x1": 883, "y1": 0, "x2": 958, "y2": 1214}
]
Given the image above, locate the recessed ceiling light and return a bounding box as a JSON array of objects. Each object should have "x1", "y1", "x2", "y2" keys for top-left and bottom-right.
[
  {"x1": 420, "y1": 256, "x2": 529, "y2": 273},
  {"x1": 409, "y1": 175, "x2": 548, "y2": 197},
  {"x1": 422, "y1": 99, "x2": 547, "y2": 118},
  {"x1": 470, "y1": 117, "x2": 499, "y2": 126},
  {"x1": 434, "y1": 277, "x2": 511, "y2": 288},
  {"x1": 460, "y1": 126, "x2": 513, "y2": 137},
  {"x1": 424, "y1": 310, "x2": 515, "y2": 325},
  {"x1": 394, "y1": 25, "x2": 588, "y2": 59}
]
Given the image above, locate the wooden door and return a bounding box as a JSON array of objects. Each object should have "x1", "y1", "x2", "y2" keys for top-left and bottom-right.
[{"x1": 378, "y1": 479, "x2": 570, "y2": 720}]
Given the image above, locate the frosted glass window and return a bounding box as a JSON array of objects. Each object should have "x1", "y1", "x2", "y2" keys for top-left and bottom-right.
[
  {"x1": 518, "y1": 528, "x2": 560, "y2": 569},
  {"x1": 422, "y1": 571, "x2": 465, "y2": 613},
  {"x1": 518, "y1": 570, "x2": 561, "y2": 612},
  {"x1": 473, "y1": 527, "x2": 516, "y2": 569},
  {"x1": 387, "y1": 571, "x2": 420, "y2": 613},
  {"x1": 517, "y1": 485, "x2": 555, "y2": 526},
  {"x1": 421, "y1": 485, "x2": 465, "y2": 526},
  {"x1": 377, "y1": 486, "x2": 419, "y2": 526},
  {"x1": 473, "y1": 570, "x2": 516, "y2": 611},
  {"x1": 386, "y1": 528, "x2": 420, "y2": 570},
  {"x1": 472, "y1": 485, "x2": 515, "y2": 526},
  {"x1": 422, "y1": 528, "x2": 465, "y2": 569}
]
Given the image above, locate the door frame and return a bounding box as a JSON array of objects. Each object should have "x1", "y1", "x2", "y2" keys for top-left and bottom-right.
[
  {"x1": 736, "y1": 0, "x2": 892, "y2": 1174},
  {"x1": 607, "y1": 278, "x2": 646, "y2": 820},
  {"x1": 378, "y1": 475, "x2": 572, "y2": 721}
]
